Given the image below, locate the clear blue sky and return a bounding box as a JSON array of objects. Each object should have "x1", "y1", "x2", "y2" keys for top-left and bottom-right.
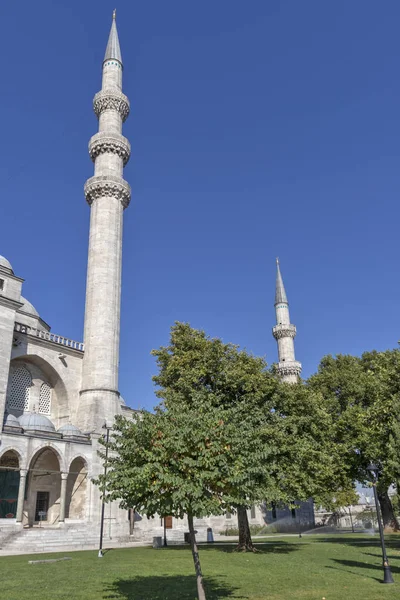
[{"x1": 2, "y1": 1, "x2": 400, "y2": 410}]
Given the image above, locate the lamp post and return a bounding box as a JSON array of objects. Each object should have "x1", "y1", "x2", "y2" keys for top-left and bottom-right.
[
  {"x1": 98, "y1": 424, "x2": 112, "y2": 558},
  {"x1": 163, "y1": 517, "x2": 168, "y2": 547},
  {"x1": 348, "y1": 505, "x2": 354, "y2": 533},
  {"x1": 366, "y1": 463, "x2": 394, "y2": 584}
]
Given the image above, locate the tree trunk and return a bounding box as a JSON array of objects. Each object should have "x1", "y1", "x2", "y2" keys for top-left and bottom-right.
[
  {"x1": 235, "y1": 506, "x2": 257, "y2": 552},
  {"x1": 378, "y1": 490, "x2": 400, "y2": 531},
  {"x1": 188, "y1": 513, "x2": 206, "y2": 600},
  {"x1": 129, "y1": 508, "x2": 135, "y2": 535}
]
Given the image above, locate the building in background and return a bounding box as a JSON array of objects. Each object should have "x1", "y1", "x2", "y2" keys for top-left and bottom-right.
[{"x1": 272, "y1": 259, "x2": 302, "y2": 383}]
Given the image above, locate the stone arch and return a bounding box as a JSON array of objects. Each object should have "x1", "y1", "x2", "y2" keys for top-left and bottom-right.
[
  {"x1": 0, "y1": 446, "x2": 24, "y2": 465},
  {"x1": 67, "y1": 454, "x2": 89, "y2": 472},
  {"x1": 8, "y1": 355, "x2": 69, "y2": 427},
  {"x1": 26, "y1": 447, "x2": 62, "y2": 526},
  {"x1": 66, "y1": 456, "x2": 88, "y2": 520},
  {"x1": 0, "y1": 450, "x2": 20, "y2": 519},
  {"x1": 27, "y1": 444, "x2": 65, "y2": 473}
]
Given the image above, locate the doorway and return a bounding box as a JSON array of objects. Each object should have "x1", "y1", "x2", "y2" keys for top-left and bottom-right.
[
  {"x1": 164, "y1": 516, "x2": 173, "y2": 529},
  {"x1": 35, "y1": 491, "x2": 49, "y2": 522}
]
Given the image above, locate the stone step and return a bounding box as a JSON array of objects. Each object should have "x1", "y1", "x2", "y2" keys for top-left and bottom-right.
[
  {"x1": 0, "y1": 525, "x2": 211, "y2": 555},
  {"x1": 9, "y1": 538, "x2": 98, "y2": 546}
]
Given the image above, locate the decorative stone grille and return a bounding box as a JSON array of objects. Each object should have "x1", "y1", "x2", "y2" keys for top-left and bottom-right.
[
  {"x1": 39, "y1": 383, "x2": 52, "y2": 415},
  {"x1": 6, "y1": 366, "x2": 31, "y2": 412}
]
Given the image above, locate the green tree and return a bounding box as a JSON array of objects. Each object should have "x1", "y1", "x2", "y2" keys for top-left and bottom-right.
[
  {"x1": 96, "y1": 322, "x2": 343, "y2": 600},
  {"x1": 151, "y1": 323, "x2": 340, "y2": 550},
  {"x1": 151, "y1": 322, "x2": 276, "y2": 552},
  {"x1": 96, "y1": 404, "x2": 236, "y2": 600},
  {"x1": 308, "y1": 350, "x2": 400, "y2": 529},
  {"x1": 317, "y1": 486, "x2": 359, "y2": 531}
]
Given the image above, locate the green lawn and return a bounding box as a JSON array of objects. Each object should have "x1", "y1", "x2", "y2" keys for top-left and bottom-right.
[{"x1": 2, "y1": 535, "x2": 400, "y2": 599}]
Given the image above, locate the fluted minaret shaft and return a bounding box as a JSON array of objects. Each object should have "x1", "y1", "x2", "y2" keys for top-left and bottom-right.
[
  {"x1": 272, "y1": 259, "x2": 301, "y2": 384},
  {"x1": 80, "y1": 12, "x2": 131, "y2": 431}
]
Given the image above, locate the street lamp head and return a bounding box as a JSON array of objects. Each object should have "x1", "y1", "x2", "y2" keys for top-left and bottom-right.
[{"x1": 367, "y1": 463, "x2": 379, "y2": 480}]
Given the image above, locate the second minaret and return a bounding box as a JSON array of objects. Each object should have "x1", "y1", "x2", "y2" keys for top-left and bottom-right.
[
  {"x1": 272, "y1": 259, "x2": 302, "y2": 383},
  {"x1": 80, "y1": 11, "x2": 131, "y2": 431}
]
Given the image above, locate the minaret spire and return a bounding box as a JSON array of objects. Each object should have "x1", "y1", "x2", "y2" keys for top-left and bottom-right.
[
  {"x1": 80, "y1": 13, "x2": 131, "y2": 431},
  {"x1": 275, "y1": 258, "x2": 288, "y2": 305},
  {"x1": 272, "y1": 260, "x2": 302, "y2": 383},
  {"x1": 104, "y1": 10, "x2": 122, "y2": 65}
]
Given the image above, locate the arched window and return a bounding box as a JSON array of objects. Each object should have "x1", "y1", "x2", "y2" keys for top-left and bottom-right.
[
  {"x1": 39, "y1": 383, "x2": 52, "y2": 415},
  {"x1": 6, "y1": 366, "x2": 31, "y2": 413},
  {"x1": 0, "y1": 450, "x2": 20, "y2": 519}
]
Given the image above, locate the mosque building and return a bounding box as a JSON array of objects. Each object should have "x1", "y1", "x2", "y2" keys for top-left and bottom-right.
[
  {"x1": 0, "y1": 14, "x2": 312, "y2": 553},
  {"x1": 0, "y1": 12, "x2": 135, "y2": 551}
]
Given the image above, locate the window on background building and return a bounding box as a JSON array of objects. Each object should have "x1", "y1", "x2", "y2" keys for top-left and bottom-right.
[
  {"x1": 291, "y1": 507, "x2": 296, "y2": 519},
  {"x1": 271, "y1": 502, "x2": 277, "y2": 520},
  {"x1": 7, "y1": 365, "x2": 31, "y2": 412},
  {"x1": 226, "y1": 512, "x2": 232, "y2": 519},
  {"x1": 39, "y1": 383, "x2": 52, "y2": 415},
  {"x1": 0, "y1": 279, "x2": 4, "y2": 291},
  {"x1": 250, "y1": 505, "x2": 256, "y2": 519}
]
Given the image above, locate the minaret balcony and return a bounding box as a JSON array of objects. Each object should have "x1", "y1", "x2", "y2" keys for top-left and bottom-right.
[
  {"x1": 89, "y1": 132, "x2": 131, "y2": 166},
  {"x1": 277, "y1": 361, "x2": 302, "y2": 377},
  {"x1": 272, "y1": 323, "x2": 296, "y2": 340},
  {"x1": 93, "y1": 89, "x2": 130, "y2": 121},
  {"x1": 84, "y1": 175, "x2": 131, "y2": 208}
]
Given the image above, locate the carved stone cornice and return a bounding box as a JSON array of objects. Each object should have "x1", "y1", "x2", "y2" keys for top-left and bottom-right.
[
  {"x1": 0, "y1": 296, "x2": 23, "y2": 311},
  {"x1": 84, "y1": 175, "x2": 131, "y2": 208},
  {"x1": 93, "y1": 89, "x2": 130, "y2": 122},
  {"x1": 277, "y1": 361, "x2": 302, "y2": 377},
  {"x1": 272, "y1": 323, "x2": 296, "y2": 340},
  {"x1": 89, "y1": 132, "x2": 131, "y2": 166}
]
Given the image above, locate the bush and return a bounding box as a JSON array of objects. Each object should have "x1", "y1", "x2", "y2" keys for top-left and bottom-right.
[
  {"x1": 219, "y1": 527, "x2": 240, "y2": 536},
  {"x1": 219, "y1": 524, "x2": 276, "y2": 536}
]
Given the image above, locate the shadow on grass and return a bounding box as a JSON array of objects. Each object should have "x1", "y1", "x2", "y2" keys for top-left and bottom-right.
[
  {"x1": 103, "y1": 575, "x2": 247, "y2": 599},
  {"x1": 331, "y1": 558, "x2": 399, "y2": 578},
  {"x1": 164, "y1": 542, "x2": 302, "y2": 554},
  {"x1": 325, "y1": 564, "x2": 382, "y2": 583},
  {"x1": 312, "y1": 535, "x2": 400, "y2": 549}
]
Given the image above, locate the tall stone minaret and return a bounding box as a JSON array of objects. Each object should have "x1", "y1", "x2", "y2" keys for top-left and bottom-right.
[
  {"x1": 272, "y1": 259, "x2": 302, "y2": 383},
  {"x1": 80, "y1": 11, "x2": 131, "y2": 431}
]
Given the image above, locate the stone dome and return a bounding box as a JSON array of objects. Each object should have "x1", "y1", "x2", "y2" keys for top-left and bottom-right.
[
  {"x1": 19, "y1": 296, "x2": 39, "y2": 317},
  {"x1": 19, "y1": 412, "x2": 55, "y2": 433},
  {"x1": 4, "y1": 413, "x2": 21, "y2": 428},
  {"x1": 58, "y1": 423, "x2": 85, "y2": 438},
  {"x1": 0, "y1": 255, "x2": 12, "y2": 272}
]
